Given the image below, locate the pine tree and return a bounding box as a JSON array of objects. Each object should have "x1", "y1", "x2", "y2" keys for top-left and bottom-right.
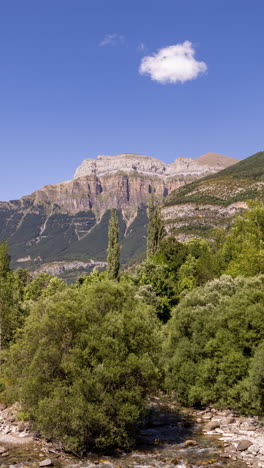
[
  {"x1": 147, "y1": 194, "x2": 165, "y2": 259},
  {"x1": 107, "y1": 209, "x2": 120, "y2": 280}
]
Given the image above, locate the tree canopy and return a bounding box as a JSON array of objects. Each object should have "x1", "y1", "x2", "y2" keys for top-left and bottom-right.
[{"x1": 4, "y1": 280, "x2": 162, "y2": 452}]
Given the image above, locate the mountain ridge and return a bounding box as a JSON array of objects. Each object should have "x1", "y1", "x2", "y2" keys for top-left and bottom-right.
[
  {"x1": 74, "y1": 152, "x2": 240, "y2": 180},
  {"x1": 162, "y1": 151, "x2": 264, "y2": 241},
  {"x1": 0, "y1": 151, "x2": 240, "y2": 277}
]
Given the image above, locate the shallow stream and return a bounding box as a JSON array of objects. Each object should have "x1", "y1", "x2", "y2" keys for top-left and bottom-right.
[{"x1": 0, "y1": 403, "x2": 248, "y2": 468}]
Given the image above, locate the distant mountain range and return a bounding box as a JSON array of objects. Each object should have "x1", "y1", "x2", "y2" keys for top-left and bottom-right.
[
  {"x1": 162, "y1": 151, "x2": 264, "y2": 241},
  {"x1": 0, "y1": 152, "x2": 240, "y2": 278}
]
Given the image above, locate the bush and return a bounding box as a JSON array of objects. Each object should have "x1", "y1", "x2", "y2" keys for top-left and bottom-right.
[
  {"x1": 164, "y1": 275, "x2": 264, "y2": 412},
  {"x1": 4, "y1": 280, "x2": 162, "y2": 452},
  {"x1": 249, "y1": 341, "x2": 264, "y2": 413}
]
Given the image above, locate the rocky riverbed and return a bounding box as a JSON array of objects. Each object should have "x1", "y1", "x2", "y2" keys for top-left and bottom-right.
[
  {"x1": 197, "y1": 408, "x2": 264, "y2": 467},
  {"x1": 0, "y1": 398, "x2": 262, "y2": 467}
]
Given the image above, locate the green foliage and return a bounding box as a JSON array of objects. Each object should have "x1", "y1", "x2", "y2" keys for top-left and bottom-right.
[
  {"x1": 134, "y1": 236, "x2": 217, "y2": 321},
  {"x1": 147, "y1": 195, "x2": 165, "y2": 259},
  {"x1": 77, "y1": 269, "x2": 107, "y2": 286},
  {"x1": 0, "y1": 242, "x2": 10, "y2": 276},
  {"x1": 0, "y1": 242, "x2": 27, "y2": 350},
  {"x1": 249, "y1": 342, "x2": 264, "y2": 413},
  {"x1": 4, "y1": 281, "x2": 162, "y2": 452},
  {"x1": 219, "y1": 203, "x2": 264, "y2": 277},
  {"x1": 164, "y1": 275, "x2": 264, "y2": 412},
  {"x1": 107, "y1": 210, "x2": 120, "y2": 280},
  {"x1": 153, "y1": 237, "x2": 187, "y2": 273},
  {"x1": 25, "y1": 273, "x2": 66, "y2": 301},
  {"x1": 178, "y1": 238, "x2": 217, "y2": 290},
  {"x1": 135, "y1": 261, "x2": 178, "y2": 323}
]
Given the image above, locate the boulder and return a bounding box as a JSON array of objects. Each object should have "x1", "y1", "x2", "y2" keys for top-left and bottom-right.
[
  {"x1": 204, "y1": 421, "x2": 220, "y2": 431},
  {"x1": 246, "y1": 424, "x2": 256, "y2": 431},
  {"x1": 184, "y1": 439, "x2": 198, "y2": 447},
  {"x1": 236, "y1": 440, "x2": 253, "y2": 451}
]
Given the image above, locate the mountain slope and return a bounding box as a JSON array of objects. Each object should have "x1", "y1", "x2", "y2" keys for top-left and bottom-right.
[
  {"x1": 0, "y1": 152, "x2": 240, "y2": 276},
  {"x1": 162, "y1": 151, "x2": 264, "y2": 240}
]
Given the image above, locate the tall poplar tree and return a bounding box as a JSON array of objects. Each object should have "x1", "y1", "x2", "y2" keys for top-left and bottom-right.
[
  {"x1": 107, "y1": 209, "x2": 120, "y2": 280},
  {"x1": 147, "y1": 194, "x2": 165, "y2": 259}
]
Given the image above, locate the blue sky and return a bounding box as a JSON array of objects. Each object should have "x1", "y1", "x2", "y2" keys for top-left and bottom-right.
[{"x1": 0, "y1": 0, "x2": 263, "y2": 201}]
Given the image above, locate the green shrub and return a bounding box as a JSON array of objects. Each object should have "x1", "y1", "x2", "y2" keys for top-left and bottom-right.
[
  {"x1": 4, "y1": 280, "x2": 162, "y2": 452},
  {"x1": 164, "y1": 275, "x2": 264, "y2": 412}
]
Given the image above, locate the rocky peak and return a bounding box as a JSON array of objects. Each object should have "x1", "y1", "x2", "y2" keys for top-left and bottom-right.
[
  {"x1": 73, "y1": 153, "x2": 220, "y2": 180},
  {"x1": 196, "y1": 152, "x2": 240, "y2": 168},
  {"x1": 1, "y1": 149, "x2": 241, "y2": 274}
]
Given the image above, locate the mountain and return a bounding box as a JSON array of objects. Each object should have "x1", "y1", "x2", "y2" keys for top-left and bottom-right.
[
  {"x1": 0, "y1": 152, "x2": 238, "y2": 278},
  {"x1": 162, "y1": 151, "x2": 264, "y2": 241},
  {"x1": 196, "y1": 152, "x2": 240, "y2": 168}
]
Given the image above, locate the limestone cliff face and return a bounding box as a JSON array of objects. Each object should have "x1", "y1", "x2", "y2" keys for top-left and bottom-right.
[
  {"x1": 30, "y1": 173, "x2": 192, "y2": 219},
  {"x1": 162, "y1": 201, "x2": 248, "y2": 242},
  {"x1": 0, "y1": 152, "x2": 240, "y2": 273},
  {"x1": 74, "y1": 153, "x2": 236, "y2": 180},
  {"x1": 29, "y1": 152, "x2": 235, "y2": 219}
]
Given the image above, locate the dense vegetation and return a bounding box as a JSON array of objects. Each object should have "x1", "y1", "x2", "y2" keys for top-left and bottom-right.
[
  {"x1": 164, "y1": 275, "x2": 264, "y2": 411},
  {"x1": 5, "y1": 281, "x2": 162, "y2": 451},
  {"x1": 1, "y1": 203, "x2": 264, "y2": 453}
]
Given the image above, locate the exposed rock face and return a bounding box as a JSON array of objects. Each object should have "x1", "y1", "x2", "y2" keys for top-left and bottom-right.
[
  {"x1": 16, "y1": 152, "x2": 236, "y2": 221},
  {"x1": 0, "y1": 152, "x2": 240, "y2": 274},
  {"x1": 162, "y1": 201, "x2": 248, "y2": 240},
  {"x1": 162, "y1": 151, "x2": 264, "y2": 242},
  {"x1": 74, "y1": 153, "x2": 237, "y2": 180},
  {"x1": 32, "y1": 172, "x2": 184, "y2": 218}
]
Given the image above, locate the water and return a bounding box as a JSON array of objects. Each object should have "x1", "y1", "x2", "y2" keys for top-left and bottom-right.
[{"x1": 0, "y1": 403, "x2": 248, "y2": 468}]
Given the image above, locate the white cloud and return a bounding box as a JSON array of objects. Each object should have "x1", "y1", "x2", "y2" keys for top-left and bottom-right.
[
  {"x1": 139, "y1": 41, "x2": 207, "y2": 84},
  {"x1": 99, "y1": 33, "x2": 125, "y2": 47}
]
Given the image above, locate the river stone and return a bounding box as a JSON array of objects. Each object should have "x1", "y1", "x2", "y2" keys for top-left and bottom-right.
[
  {"x1": 247, "y1": 424, "x2": 256, "y2": 431},
  {"x1": 224, "y1": 416, "x2": 235, "y2": 424},
  {"x1": 0, "y1": 447, "x2": 7, "y2": 454},
  {"x1": 205, "y1": 421, "x2": 221, "y2": 431},
  {"x1": 236, "y1": 440, "x2": 253, "y2": 451},
  {"x1": 39, "y1": 459, "x2": 54, "y2": 467},
  {"x1": 184, "y1": 439, "x2": 198, "y2": 447}
]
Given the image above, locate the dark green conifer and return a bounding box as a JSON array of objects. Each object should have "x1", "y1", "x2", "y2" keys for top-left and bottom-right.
[{"x1": 107, "y1": 209, "x2": 120, "y2": 280}]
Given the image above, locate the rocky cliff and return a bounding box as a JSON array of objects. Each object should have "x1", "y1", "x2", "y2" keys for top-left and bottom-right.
[
  {"x1": 162, "y1": 151, "x2": 264, "y2": 241},
  {"x1": 74, "y1": 152, "x2": 238, "y2": 179},
  {"x1": 0, "y1": 152, "x2": 240, "y2": 275}
]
